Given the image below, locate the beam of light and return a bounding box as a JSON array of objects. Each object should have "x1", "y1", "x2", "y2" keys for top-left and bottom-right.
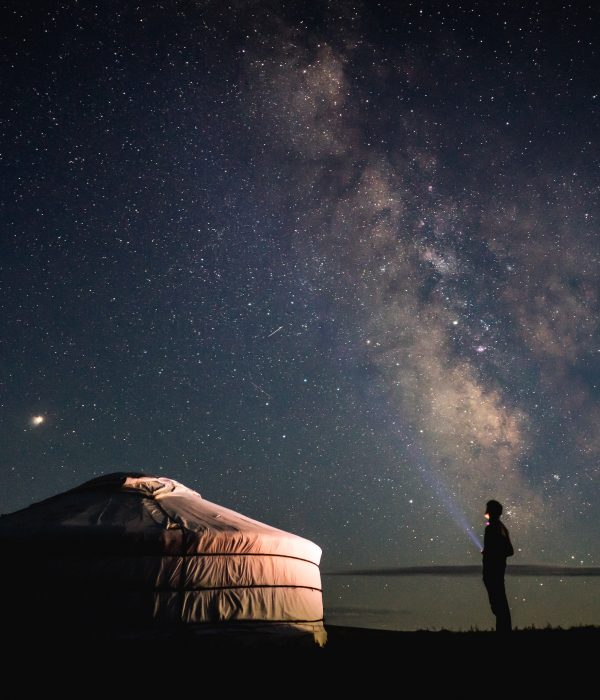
[{"x1": 402, "y1": 439, "x2": 483, "y2": 551}]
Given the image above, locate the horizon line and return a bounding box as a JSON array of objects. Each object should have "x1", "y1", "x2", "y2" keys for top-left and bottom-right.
[{"x1": 324, "y1": 564, "x2": 600, "y2": 577}]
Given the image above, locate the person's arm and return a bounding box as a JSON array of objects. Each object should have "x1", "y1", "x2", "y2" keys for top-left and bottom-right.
[
  {"x1": 504, "y1": 526, "x2": 514, "y2": 557},
  {"x1": 483, "y1": 523, "x2": 491, "y2": 554}
]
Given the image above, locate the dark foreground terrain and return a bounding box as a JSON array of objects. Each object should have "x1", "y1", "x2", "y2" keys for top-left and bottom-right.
[{"x1": 7, "y1": 623, "x2": 597, "y2": 688}]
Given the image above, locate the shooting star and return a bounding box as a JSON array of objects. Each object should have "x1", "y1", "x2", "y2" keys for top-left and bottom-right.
[
  {"x1": 267, "y1": 325, "x2": 283, "y2": 338},
  {"x1": 249, "y1": 378, "x2": 272, "y2": 400}
]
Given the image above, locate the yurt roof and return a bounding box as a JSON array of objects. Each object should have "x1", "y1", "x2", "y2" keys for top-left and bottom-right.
[{"x1": 0, "y1": 472, "x2": 322, "y2": 563}]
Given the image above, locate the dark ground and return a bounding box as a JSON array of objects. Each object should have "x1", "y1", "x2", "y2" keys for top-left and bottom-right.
[{"x1": 8, "y1": 623, "x2": 597, "y2": 687}]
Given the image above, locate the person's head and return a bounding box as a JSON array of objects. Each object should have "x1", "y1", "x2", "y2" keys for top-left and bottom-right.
[{"x1": 485, "y1": 499, "x2": 503, "y2": 521}]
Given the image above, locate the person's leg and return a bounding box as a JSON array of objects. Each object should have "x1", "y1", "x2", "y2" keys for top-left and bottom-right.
[
  {"x1": 483, "y1": 576, "x2": 497, "y2": 615},
  {"x1": 484, "y1": 575, "x2": 512, "y2": 632},
  {"x1": 494, "y1": 578, "x2": 512, "y2": 633}
]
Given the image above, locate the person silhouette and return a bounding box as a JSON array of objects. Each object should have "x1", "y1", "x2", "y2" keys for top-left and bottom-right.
[{"x1": 482, "y1": 499, "x2": 514, "y2": 633}]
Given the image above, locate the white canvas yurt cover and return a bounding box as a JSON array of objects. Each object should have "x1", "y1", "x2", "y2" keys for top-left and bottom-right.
[{"x1": 0, "y1": 473, "x2": 327, "y2": 646}]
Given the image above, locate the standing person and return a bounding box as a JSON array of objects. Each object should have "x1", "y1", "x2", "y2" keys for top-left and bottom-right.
[{"x1": 482, "y1": 499, "x2": 514, "y2": 633}]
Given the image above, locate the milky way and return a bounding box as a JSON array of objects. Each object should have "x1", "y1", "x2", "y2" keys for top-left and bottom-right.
[{"x1": 1, "y1": 2, "x2": 598, "y2": 629}]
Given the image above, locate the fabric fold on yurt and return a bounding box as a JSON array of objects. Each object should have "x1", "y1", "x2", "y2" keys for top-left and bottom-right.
[{"x1": 0, "y1": 473, "x2": 327, "y2": 646}]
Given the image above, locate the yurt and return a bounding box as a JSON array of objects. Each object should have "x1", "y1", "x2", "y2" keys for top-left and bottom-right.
[{"x1": 0, "y1": 473, "x2": 327, "y2": 646}]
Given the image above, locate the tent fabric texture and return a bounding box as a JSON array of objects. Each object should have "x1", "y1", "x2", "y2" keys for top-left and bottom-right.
[{"x1": 0, "y1": 473, "x2": 327, "y2": 646}]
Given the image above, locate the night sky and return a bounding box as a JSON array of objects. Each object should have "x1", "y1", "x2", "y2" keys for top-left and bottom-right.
[{"x1": 1, "y1": 1, "x2": 599, "y2": 630}]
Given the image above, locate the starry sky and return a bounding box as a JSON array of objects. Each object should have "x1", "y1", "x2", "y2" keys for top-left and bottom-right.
[{"x1": 1, "y1": 1, "x2": 599, "y2": 630}]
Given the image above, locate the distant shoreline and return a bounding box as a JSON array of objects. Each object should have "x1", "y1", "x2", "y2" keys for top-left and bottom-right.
[{"x1": 324, "y1": 564, "x2": 600, "y2": 577}]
